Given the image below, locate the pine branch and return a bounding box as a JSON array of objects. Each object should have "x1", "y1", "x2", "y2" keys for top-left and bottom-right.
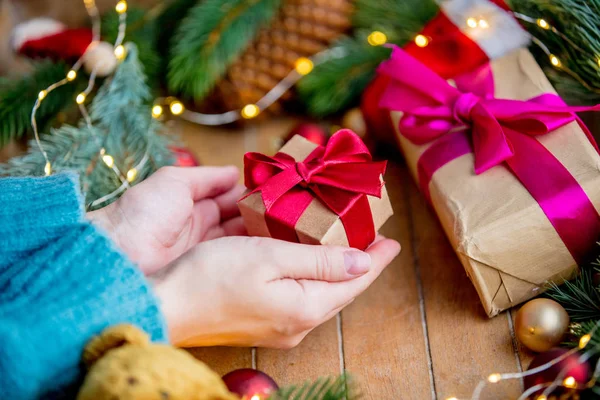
[
  {"x1": 297, "y1": 36, "x2": 391, "y2": 117},
  {"x1": 508, "y1": 0, "x2": 600, "y2": 105},
  {"x1": 167, "y1": 0, "x2": 281, "y2": 101},
  {"x1": 270, "y1": 374, "x2": 358, "y2": 400},
  {"x1": 298, "y1": 0, "x2": 438, "y2": 117},
  {"x1": 0, "y1": 44, "x2": 175, "y2": 209},
  {"x1": 102, "y1": 8, "x2": 161, "y2": 84},
  {"x1": 0, "y1": 60, "x2": 81, "y2": 148}
]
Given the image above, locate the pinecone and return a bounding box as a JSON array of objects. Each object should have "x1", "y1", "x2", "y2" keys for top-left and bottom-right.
[{"x1": 206, "y1": 0, "x2": 354, "y2": 116}]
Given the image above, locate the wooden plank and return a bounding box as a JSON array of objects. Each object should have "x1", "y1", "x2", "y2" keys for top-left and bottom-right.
[
  {"x1": 408, "y1": 178, "x2": 523, "y2": 399},
  {"x1": 342, "y1": 162, "x2": 433, "y2": 399},
  {"x1": 186, "y1": 347, "x2": 253, "y2": 377}
]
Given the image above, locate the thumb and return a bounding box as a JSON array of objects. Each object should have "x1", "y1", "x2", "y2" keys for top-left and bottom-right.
[{"x1": 261, "y1": 239, "x2": 372, "y2": 282}]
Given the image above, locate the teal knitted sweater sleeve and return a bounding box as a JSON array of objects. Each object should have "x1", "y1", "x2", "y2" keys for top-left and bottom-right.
[{"x1": 0, "y1": 173, "x2": 168, "y2": 399}]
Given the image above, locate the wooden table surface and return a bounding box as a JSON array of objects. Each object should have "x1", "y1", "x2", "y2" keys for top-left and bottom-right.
[{"x1": 177, "y1": 117, "x2": 537, "y2": 400}]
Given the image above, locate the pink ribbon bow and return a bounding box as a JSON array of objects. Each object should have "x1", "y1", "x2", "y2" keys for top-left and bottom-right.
[
  {"x1": 243, "y1": 129, "x2": 387, "y2": 250},
  {"x1": 378, "y1": 46, "x2": 600, "y2": 264}
]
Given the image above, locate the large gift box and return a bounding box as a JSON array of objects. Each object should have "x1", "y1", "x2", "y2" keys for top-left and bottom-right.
[
  {"x1": 379, "y1": 47, "x2": 600, "y2": 317},
  {"x1": 238, "y1": 130, "x2": 393, "y2": 250}
]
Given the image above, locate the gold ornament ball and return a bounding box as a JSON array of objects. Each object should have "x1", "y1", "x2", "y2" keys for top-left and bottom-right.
[{"x1": 515, "y1": 298, "x2": 570, "y2": 352}]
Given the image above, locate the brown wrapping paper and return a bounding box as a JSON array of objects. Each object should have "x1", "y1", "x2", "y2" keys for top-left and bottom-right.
[
  {"x1": 391, "y1": 49, "x2": 600, "y2": 317},
  {"x1": 238, "y1": 135, "x2": 393, "y2": 247}
]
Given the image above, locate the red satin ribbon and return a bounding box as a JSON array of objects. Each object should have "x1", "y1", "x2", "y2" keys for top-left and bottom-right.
[
  {"x1": 378, "y1": 46, "x2": 600, "y2": 264},
  {"x1": 242, "y1": 130, "x2": 387, "y2": 250}
]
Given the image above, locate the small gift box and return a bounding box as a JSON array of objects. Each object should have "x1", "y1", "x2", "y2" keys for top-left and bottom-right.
[
  {"x1": 379, "y1": 47, "x2": 600, "y2": 317},
  {"x1": 238, "y1": 130, "x2": 393, "y2": 250}
]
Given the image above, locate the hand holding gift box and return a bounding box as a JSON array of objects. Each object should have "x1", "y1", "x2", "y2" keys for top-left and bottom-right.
[
  {"x1": 238, "y1": 130, "x2": 393, "y2": 250},
  {"x1": 378, "y1": 46, "x2": 600, "y2": 317}
]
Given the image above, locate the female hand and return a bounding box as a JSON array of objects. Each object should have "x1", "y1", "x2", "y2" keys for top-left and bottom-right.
[
  {"x1": 88, "y1": 166, "x2": 245, "y2": 275},
  {"x1": 153, "y1": 235, "x2": 401, "y2": 349}
]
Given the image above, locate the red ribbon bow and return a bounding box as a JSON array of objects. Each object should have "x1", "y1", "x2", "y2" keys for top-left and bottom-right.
[
  {"x1": 243, "y1": 129, "x2": 387, "y2": 249},
  {"x1": 377, "y1": 46, "x2": 600, "y2": 264}
]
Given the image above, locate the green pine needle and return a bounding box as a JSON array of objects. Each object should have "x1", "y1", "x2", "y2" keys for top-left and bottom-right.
[
  {"x1": 0, "y1": 60, "x2": 80, "y2": 148},
  {"x1": 508, "y1": 0, "x2": 600, "y2": 105},
  {"x1": 168, "y1": 0, "x2": 281, "y2": 100},
  {"x1": 0, "y1": 44, "x2": 174, "y2": 209},
  {"x1": 297, "y1": 36, "x2": 391, "y2": 117},
  {"x1": 298, "y1": 0, "x2": 438, "y2": 117},
  {"x1": 270, "y1": 374, "x2": 358, "y2": 400}
]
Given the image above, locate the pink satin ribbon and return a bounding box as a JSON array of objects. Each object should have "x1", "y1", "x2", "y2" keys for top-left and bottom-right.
[
  {"x1": 378, "y1": 46, "x2": 600, "y2": 264},
  {"x1": 242, "y1": 130, "x2": 387, "y2": 250}
]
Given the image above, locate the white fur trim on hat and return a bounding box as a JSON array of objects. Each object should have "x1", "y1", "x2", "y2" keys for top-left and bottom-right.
[
  {"x1": 11, "y1": 18, "x2": 67, "y2": 52},
  {"x1": 441, "y1": 0, "x2": 530, "y2": 59}
]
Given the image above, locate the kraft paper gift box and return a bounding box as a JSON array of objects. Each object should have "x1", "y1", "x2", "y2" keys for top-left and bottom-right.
[
  {"x1": 379, "y1": 47, "x2": 600, "y2": 317},
  {"x1": 238, "y1": 130, "x2": 393, "y2": 250}
]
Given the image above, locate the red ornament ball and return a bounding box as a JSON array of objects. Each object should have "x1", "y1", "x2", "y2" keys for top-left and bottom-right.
[
  {"x1": 170, "y1": 146, "x2": 201, "y2": 167},
  {"x1": 283, "y1": 123, "x2": 329, "y2": 147},
  {"x1": 524, "y1": 348, "x2": 591, "y2": 397},
  {"x1": 222, "y1": 369, "x2": 278, "y2": 399}
]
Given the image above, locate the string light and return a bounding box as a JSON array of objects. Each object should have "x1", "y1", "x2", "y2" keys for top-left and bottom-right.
[
  {"x1": 76, "y1": 93, "x2": 87, "y2": 104},
  {"x1": 126, "y1": 168, "x2": 137, "y2": 182},
  {"x1": 549, "y1": 54, "x2": 561, "y2": 67},
  {"x1": 38, "y1": 90, "x2": 47, "y2": 100},
  {"x1": 414, "y1": 34, "x2": 429, "y2": 48},
  {"x1": 169, "y1": 100, "x2": 184, "y2": 116},
  {"x1": 487, "y1": 373, "x2": 502, "y2": 383},
  {"x1": 241, "y1": 104, "x2": 260, "y2": 119},
  {"x1": 115, "y1": 0, "x2": 127, "y2": 13},
  {"x1": 102, "y1": 154, "x2": 115, "y2": 168},
  {"x1": 44, "y1": 162, "x2": 52, "y2": 176},
  {"x1": 467, "y1": 17, "x2": 478, "y2": 28},
  {"x1": 536, "y1": 395, "x2": 547, "y2": 400},
  {"x1": 152, "y1": 105, "x2": 163, "y2": 118},
  {"x1": 536, "y1": 18, "x2": 550, "y2": 30},
  {"x1": 367, "y1": 31, "x2": 387, "y2": 46},
  {"x1": 114, "y1": 45, "x2": 126, "y2": 60},
  {"x1": 478, "y1": 19, "x2": 489, "y2": 29},
  {"x1": 294, "y1": 57, "x2": 313, "y2": 75},
  {"x1": 66, "y1": 70, "x2": 77, "y2": 81},
  {"x1": 446, "y1": 397, "x2": 458, "y2": 400},
  {"x1": 562, "y1": 376, "x2": 577, "y2": 389},
  {"x1": 579, "y1": 334, "x2": 591, "y2": 349},
  {"x1": 249, "y1": 396, "x2": 261, "y2": 400}
]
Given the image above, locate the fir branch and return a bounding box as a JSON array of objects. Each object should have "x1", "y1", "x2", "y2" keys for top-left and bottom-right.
[
  {"x1": 0, "y1": 44, "x2": 174, "y2": 209},
  {"x1": 270, "y1": 374, "x2": 358, "y2": 400},
  {"x1": 508, "y1": 0, "x2": 600, "y2": 105},
  {"x1": 353, "y1": 0, "x2": 439, "y2": 44},
  {"x1": 297, "y1": 36, "x2": 391, "y2": 117},
  {"x1": 0, "y1": 60, "x2": 80, "y2": 148},
  {"x1": 102, "y1": 8, "x2": 161, "y2": 84},
  {"x1": 298, "y1": 0, "x2": 438, "y2": 117},
  {"x1": 167, "y1": 0, "x2": 281, "y2": 100}
]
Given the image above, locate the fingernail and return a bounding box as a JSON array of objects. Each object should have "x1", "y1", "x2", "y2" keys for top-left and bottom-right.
[{"x1": 344, "y1": 251, "x2": 371, "y2": 275}]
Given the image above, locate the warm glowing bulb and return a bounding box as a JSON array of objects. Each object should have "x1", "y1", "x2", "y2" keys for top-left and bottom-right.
[
  {"x1": 38, "y1": 90, "x2": 47, "y2": 100},
  {"x1": 549, "y1": 54, "x2": 561, "y2": 67},
  {"x1": 66, "y1": 70, "x2": 77, "y2": 81},
  {"x1": 169, "y1": 101, "x2": 184, "y2": 116},
  {"x1": 446, "y1": 397, "x2": 458, "y2": 400},
  {"x1": 152, "y1": 105, "x2": 163, "y2": 118},
  {"x1": 44, "y1": 162, "x2": 52, "y2": 176},
  {"x1": 487, "y1": 373, "x2": 502, "y2": 383},
  {"x1": 114, "y1": 45, "x2": 126, "y2": 60},
  {"x1": 537, "y1": 18, "x2": 550, "y2": 29},
  {"x1": 414, "y1": 34, "x2": 429, "y2": 48},
  {"x1": 467, "y1": 17, "x2": 478, "y2": 28},
  {"x1": 115, "y1": 0, "x2": 127, "y2": 13},
  {"x1": 102, "y1": 154, "x2": 114, "y2": 168},
  {"x1": 249, "y1": 396, "x2": 261, "y2": 400},
  {"x1": 367, "y1": 31, "x2": 387, "y2": 46},
  {"x1": 536, "y1": 395, "x2": 547, "y2": 400},
  {"x1": 126, "y1": 168, "x2": 137, "y2": 182},
  {"x1": 76, "y1": 93, "x2": 86, "y2": 104},
  {"x1": 241, "y1": 104, "x2": 260, "y2": 119},
  {"x1": 563, "y1": 376, "x2": 577, "y2": 389},
  {"x1": 579, "y1": 334, "x2": 591, "y2": 348},
  {"x1": 478, "y1": 19, "x2": 489, "y2": 29},
  {"x1": 294, "y1": 57, "x2": 313, "y2": 75}
]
